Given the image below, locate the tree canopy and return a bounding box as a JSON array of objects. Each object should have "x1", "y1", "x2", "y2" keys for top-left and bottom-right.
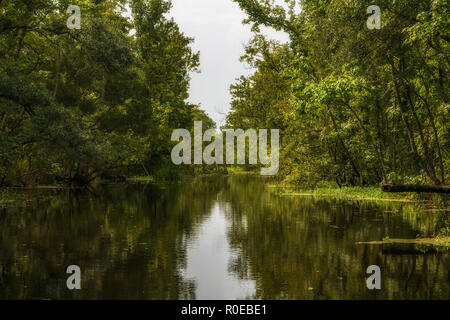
[
  {"x1": 0, "y1": 0, "x2": 214, "y2": 186},
  {"x1": 227, "y1": 0, "x2": 449, "y2": 187}
]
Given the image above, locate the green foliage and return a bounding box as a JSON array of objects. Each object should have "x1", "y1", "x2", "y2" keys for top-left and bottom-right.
[
  {"x1": 154, "y1": 165, "x2": 182, "y2": 181},
  {"x1": 228, "y1": 0, "x2": 449, "y2": 187},
  {"x1": 0, "y1": 0, "x2": 212, "y2": 186}
]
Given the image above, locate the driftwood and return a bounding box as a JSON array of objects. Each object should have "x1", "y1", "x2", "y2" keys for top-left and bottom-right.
[{"x1": 382, "y1": 183, "x2": 450, "y2": 194}]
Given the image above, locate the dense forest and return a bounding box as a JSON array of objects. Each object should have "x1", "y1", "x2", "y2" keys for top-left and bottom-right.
[
  {"x1": 0, "y1": 0, "x2": 214, "y2": 187},
  {"x1": 1, "y1": 0, "x2": 449, "y2": 189},
  {"x1": 226, "y1": 0, "x2": 449, "y2": 188},
  {"x1": 0, "y1": 0, "x2": 449, "y2": 301}
]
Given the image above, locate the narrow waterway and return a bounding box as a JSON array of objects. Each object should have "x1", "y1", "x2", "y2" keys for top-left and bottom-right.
[{"x1": 0, "y1": 175, "x2": 448, "y2": 299}]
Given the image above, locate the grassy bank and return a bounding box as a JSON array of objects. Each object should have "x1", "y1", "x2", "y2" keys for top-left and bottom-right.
[
  {"x1": 356, "y1": 236, "x2": 450, "y2": 247},
  {"x1": 271, "y1": 186, "x2": 416, "y2": 202},
  {"x1": 126, "y1": 176, "x2": 155, "y2": 183}
]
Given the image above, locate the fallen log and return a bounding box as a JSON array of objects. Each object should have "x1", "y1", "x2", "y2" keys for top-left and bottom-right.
[{"x1": 382, "y1": 183, "x2": 450, "y2": 194}]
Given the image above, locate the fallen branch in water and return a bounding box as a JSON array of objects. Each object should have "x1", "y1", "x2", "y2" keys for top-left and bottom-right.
[{"x1": 382, "y1": 184, "x2": 450, "y2": 194}]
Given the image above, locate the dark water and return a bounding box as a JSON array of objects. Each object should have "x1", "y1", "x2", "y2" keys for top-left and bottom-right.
[{"x1": 0, "y1": 175, "x2": 448, "y2": 299}]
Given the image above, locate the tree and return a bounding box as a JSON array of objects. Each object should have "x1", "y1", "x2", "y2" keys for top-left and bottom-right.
[
  {"x1": 228, "y1": 0, "x2": 449, "y2": 187},
  {"x1": 0, "y1": 0, "x2": 212, "y2": 186}
]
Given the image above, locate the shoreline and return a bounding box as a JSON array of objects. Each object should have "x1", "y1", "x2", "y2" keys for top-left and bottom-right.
[{"x1": 266, "y1": 185, "x2": 449, "y2": 204}]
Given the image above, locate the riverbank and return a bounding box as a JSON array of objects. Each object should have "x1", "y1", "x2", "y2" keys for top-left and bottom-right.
[
  {"x1": 0, "y1": 172, "x2": 222, "y2": 207},
  {"x1": 356, "y1": 236, "x2": 450, "y2": 247},
  {"x1": 266, "y1": 181, "x2": 450, "y2": 205},
  {"x1": 223, "y1": 170, "x2": 446, "y2": 204},
  {"x1": 270, "y1": 186, "x2": 416, "y2": 202}
]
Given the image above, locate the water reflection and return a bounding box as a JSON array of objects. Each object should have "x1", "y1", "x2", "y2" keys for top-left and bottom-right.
[
  {"x1": 0, "y1": 175, "x2": 448, "y2": 299},
  {"x1": 183, "y1": 203, "x2": 255, "y2": 299}
]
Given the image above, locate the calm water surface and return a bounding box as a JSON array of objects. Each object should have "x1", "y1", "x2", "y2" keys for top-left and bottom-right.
[{"x1": 0, "y1": 175, "x2": 448, "y2": 299}]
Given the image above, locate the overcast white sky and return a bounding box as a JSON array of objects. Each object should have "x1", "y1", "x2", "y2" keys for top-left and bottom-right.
[{"x1": 168, "y1": 0, "x2": 290, "y2": 126}]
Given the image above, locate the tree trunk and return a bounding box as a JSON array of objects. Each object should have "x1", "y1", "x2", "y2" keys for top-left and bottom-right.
[
  {"x1": 390, "y1": 62, "x2": 440, "y2": 184},
  {"x1": 326, "y1": 105, "x2": 364, "y2": 186}
]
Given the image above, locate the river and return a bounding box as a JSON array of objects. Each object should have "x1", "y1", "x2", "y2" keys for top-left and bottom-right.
[{"x1": 0, "y1": 175, "x2": 448, "y2": 299}]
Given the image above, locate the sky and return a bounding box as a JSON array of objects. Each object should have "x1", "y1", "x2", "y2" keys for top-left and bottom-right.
[{"x1": 168, "y1": 0, "x2": 290, "y2": 126}]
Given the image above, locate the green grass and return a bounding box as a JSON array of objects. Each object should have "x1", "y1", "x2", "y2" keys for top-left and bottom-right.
[
  {"x1": 225, "y1": 166, "x2": 258, "y2": 175},
  {"x1": 127, "y1": 176, "x2": 154, "y2": 183},
  {"x1": 270, "y1": 185, "x2": 415, "y2": 202}
]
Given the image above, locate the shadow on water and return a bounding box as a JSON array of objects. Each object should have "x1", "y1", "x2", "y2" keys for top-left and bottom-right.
[{"x1": 0, "y1": 175, "x2": 448, "y2": 299}]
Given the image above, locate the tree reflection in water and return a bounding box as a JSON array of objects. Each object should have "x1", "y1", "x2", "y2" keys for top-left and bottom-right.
[{"x1": 0, "y1": 175, "x2": 448, "y2": 299}]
